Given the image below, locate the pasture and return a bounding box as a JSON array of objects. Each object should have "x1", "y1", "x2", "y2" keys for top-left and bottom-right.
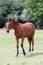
[{"x1": 0, "y1": 29, "x2": 43, "y2": 65}]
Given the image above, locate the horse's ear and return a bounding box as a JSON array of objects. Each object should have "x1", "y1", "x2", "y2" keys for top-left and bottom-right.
[
  {"x1": 12, "y1": 19, "x2": 15, "y2": 22},
  {"x1": 11, "y1": 19, "x2": 18, "y2": 24},
  {"x1": 9, "y1": 18, "x2": 11, "y2": 21},
  {"x1": 12, "y1": 19, "x2": 14, "y2": 22}
]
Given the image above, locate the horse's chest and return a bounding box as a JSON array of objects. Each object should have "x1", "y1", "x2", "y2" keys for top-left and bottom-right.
[{"x1": 15, "y1": 30, "x2": 22, "y2": 37}]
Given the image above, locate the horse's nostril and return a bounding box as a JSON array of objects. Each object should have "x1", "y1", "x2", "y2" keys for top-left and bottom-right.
[{"x1": 6, "y1": 31, "x2": 9, "y2": 33}]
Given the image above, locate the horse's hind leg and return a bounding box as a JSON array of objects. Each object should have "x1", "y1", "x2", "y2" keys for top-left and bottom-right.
[
  {"x1": 27, "y1": 37, "x2": 31, "y2": 52},
  {"x1": 31, "y1": 36, "x2": 34, "y2": 51},
  {"x1": 16, "y1": 37, "x2": 19, "y2": 56},
  {"x1": 21, "y1": 38, "x2": 26, "y2": 55}
]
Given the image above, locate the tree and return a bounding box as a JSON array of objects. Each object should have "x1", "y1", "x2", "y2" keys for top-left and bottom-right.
[
  {"x1": 23, "y1": 0, "x2": 43, "y2": 28},
  {"x1": 0, "y1": 0, "x2": 24, "y2": 27},
  {"x1": 0, "y1": 0, "x2": 43, "y2": 28}
]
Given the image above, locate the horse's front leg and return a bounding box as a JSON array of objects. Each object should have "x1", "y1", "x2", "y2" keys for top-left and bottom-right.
[
  {"x1": 16, "y1": 37, "x2": 19, "y2": 56},
  {"x1": 21, "y1": 38, "x2": 26, "y2": 55},
  {"x1": 27, "y1": 37, "x2": 31, "y2": 52}
]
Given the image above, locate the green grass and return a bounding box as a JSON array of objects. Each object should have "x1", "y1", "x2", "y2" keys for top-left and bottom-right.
[{"x1": 0, "y1": 30, "x2": 43, "y2": 65}]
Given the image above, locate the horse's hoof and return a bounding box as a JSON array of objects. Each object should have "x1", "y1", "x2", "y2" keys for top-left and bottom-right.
[
  {"x1": 16, "y1": 54, "x2": 19, "y2": 56},
  {"x1": 31, "y1": 51, "x2": 34, "y2": 53},
  {"x1": 32, "y1": 49, "x2": 34, "y2": 51},
  {"x1": 29, "y1": 49, "x2": 31, "y2": 52},
  {"x1": 23, "y1": 52, "x2": 26, "y2": 55},
  {"x1": 16, "y1": 53, "x2": 19, "y2": 56}
]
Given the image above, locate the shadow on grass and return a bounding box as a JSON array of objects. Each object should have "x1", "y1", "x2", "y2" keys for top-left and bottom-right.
[{"x1": 25, "y1": 51, "x2": 43, "y2": 58}]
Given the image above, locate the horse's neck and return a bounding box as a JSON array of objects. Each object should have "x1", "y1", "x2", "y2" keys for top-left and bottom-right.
[{"x1": 13, "y1": 22, "x2": 19, "y2": 31}]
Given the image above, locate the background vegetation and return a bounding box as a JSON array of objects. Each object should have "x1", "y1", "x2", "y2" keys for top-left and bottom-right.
[{"x1": 0, "y1": 0, "x2": 43, "y2": 29}]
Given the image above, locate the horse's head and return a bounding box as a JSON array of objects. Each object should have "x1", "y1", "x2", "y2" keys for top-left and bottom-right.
[{"x1": 5, "y1": 19, "x2": 14, "y2": 33}]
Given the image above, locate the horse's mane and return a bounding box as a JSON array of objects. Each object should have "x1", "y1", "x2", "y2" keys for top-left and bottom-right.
[
  {"x1": 18, "y1": 18, "x2": 27, "y2": 24},
  {"x1": 10, "y1": 19, "x2": 19, "y2": 24}
]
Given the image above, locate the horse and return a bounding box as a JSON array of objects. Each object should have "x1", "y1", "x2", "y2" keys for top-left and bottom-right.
[{"x1": 5, "y1": 19, "x2": 35, "y2": 56}]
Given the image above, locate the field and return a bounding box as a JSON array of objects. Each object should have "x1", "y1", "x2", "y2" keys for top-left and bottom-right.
[{"x1": 0, "y1": 29, "x2": 43, "y2": 65}]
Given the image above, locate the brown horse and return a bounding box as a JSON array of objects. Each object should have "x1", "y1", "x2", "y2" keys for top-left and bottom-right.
[{"x1": 5, "y1": 19, "x2": 35, "y2": 56}]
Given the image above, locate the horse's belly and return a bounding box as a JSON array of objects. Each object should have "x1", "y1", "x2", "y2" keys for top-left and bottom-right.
[
  {"x1": 15, "y1": 32, "x2": 22, "y2": 38},
  {"x1": 23, "y1": 32, "x2": 31, "y2": 37},
  {"x1": 15, "y1": 27, "x2": 35, "y2": 38},
  {"x1": 18, "y1": 31, "x2": 31, "y2": 38}
]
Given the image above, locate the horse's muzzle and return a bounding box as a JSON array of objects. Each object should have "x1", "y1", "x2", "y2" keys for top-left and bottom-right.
[{"x1": 6, "y1": 30, "x2": 9, "y2": 33}]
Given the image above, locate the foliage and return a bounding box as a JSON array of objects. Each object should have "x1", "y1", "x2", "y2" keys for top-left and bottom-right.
[
  {"x1": 24, "y1": 0, "x2": 43, "y2": 19},
  {"x1": 23, "y1": 0, "x2": 43, "y2": 28},
  {"x1": 0, "y1": 0, "x2": 43, "y2": 28}
]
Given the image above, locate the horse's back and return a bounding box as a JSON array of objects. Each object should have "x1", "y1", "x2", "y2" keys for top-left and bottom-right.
[
  {"x1": 17, "y1": 22, "x2": 35, "y2": 37},
  {"x1": 19, "y1": 22, "x2": 35, "y2": 30}
]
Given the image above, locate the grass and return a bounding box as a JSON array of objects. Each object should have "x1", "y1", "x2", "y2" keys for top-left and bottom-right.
[{"x1": 0, "y1": 30, "x2": 43, "y2": 65}]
